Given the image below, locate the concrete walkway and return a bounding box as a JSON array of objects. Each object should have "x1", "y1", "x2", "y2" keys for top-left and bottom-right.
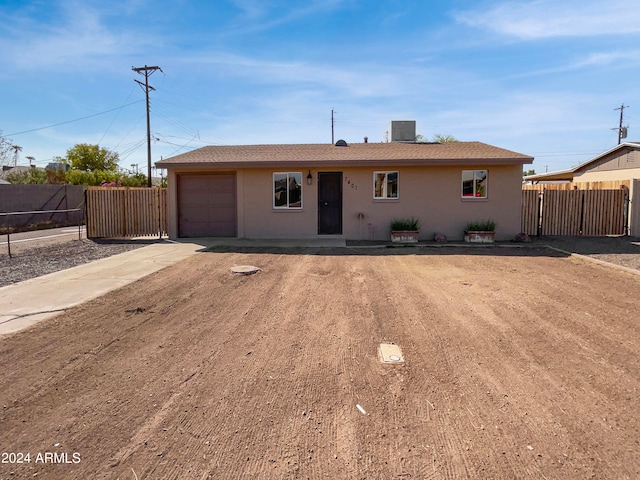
[
  {"x1": 0, "y1": 237, "x2": 347, "y2": 336},
  {"x1": 0, "y1": 241, "x2": 205, "y2": 336}
]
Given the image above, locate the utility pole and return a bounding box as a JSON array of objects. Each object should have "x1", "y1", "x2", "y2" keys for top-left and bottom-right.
[
  {"x1": 613, "y1": 104, "x2": 629, "y2": 145},
  {"x1": 132, "y1": 65, "x2": 163, "y2": 187},
  {"x1": 331, "y1": 109, "x2": 335, "y2": 144}
]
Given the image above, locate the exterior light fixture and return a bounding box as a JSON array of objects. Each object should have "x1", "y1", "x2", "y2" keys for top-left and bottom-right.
[{"x1": 307, "y1": 170, "x2": 313, "y2": 185}]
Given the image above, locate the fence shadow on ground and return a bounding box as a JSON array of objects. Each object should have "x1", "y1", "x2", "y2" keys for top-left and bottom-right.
[
  {"x1": 198, "y1": 243, "x2": 567, "y2": 259},
  {"x1": 187, "y1": 236, "x2": 639, "y2": 266},
  {"x1": 81, "y1": 234, "x2": 640, "y2": 260},
  {"x1": 92, "y1": 238, "x2": 168, "y2": 246}
]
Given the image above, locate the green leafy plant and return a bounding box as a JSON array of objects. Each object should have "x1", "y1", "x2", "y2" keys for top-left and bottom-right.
[
  {"x1": 5, "y1": 168, "x2": 47, "y2": 184},
  {"x1": 390, "y1": 217, "x2": 420, "y2": 231},
  {"x1": 465, "y1": 219, "x2": 496, "y2": 232}
]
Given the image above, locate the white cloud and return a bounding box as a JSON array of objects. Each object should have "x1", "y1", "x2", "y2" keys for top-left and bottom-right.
[
  {"x1": 227, "y1": 0, "x2": 270, "y2": 19},
  {"x1": 223, "y1": 0, "x2": 354, "y2": 35},
  {"x1": 0, "y1": 2, "x2": 156, "y2": 71},
  {"x1": 176, "y1": 50, "x2": 440, "y2": 100},
  {"x1": 454, "y1": 0, "x2": 640, "y2": 39}
]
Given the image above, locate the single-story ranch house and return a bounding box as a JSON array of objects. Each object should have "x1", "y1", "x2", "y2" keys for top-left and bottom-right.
[{"x1": 156, "y1": 127, "x2": 533, "y2": 242}]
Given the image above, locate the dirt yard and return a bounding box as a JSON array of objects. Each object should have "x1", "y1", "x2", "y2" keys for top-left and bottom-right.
[{"x1": 1, "y1": 246, "x2": 639, "y2": 479}]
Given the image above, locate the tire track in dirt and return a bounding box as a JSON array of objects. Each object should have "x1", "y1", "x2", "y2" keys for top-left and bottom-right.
[
  {"x1": 1, "y1": 248, "x2": 639, "y2": 479},
  {"x1": 1, "y1": 253, "x2": 292, "y2": 478},
  {"x1": 97, "y1": 254, "x2": 288, "y2": 478},
  {"x1": 400, "y1": 254, "x2": 580, "y2": 478},
  {"x1": 359, "y1": 254, "x2": 475, "y2": 479},
  {"x1": 105, "y1": 253, "x2": 301, "y2": 479},
  {"x1": 396, "y1": 252, "x2": 640, "y2": 479}
]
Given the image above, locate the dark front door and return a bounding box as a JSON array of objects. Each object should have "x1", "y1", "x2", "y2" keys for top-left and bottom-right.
[{"x1": 318, "y1": 172, "x2": 342, "y2": 234}]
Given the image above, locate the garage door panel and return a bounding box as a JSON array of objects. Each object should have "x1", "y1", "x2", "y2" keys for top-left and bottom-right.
[
  {"x1": 182, "y1": 175, "x2": 233, "y2": 190},
  {"x1": 178, "y1": 174, "x2": 237, "y2": 237}
]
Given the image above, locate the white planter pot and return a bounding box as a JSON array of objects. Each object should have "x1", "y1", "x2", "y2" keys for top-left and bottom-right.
[
  {"x1": 391, "y1": 230, "x2": 419, "y2": 243},
  {"x1": 464, "y1": 231, "x2": 495, "y2": 243}
]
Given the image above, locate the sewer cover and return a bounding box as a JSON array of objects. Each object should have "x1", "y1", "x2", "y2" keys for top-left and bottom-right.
[
  {"x1": 378, "y1": 343, "x2": 404, "y2": 364},
  {"x1": 230, "y1": 265, "x2": 261, "y2": 275}
]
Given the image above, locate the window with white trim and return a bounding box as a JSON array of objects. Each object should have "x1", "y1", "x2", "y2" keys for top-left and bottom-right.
[
  {"x1": 373, "y1": 171, "x2": 398, "y2": 199},
  {"x1": 461, "y1": 170, "x2": 487, "y2": 198},
  {"x1": 273, "y1": 172, "x2": 302, "y2": 209}
]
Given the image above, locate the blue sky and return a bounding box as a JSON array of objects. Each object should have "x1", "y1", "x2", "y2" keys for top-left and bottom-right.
[{"x1": 1, "y1": 0, "x2": 639, "y2": 175}]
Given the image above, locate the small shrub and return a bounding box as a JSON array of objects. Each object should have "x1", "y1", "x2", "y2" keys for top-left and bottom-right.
[
  {"x1": 391, "y1": 217, "x2": 420, "y2": 231},
  {"x1": 465, "y1": 219, "x2": 496, "y2": 231}
]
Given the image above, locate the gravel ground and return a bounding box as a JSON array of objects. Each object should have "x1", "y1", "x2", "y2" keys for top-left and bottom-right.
[
  {"x1": 1, "y1": 235, "x2": 639, "y2": 288},
  {"x1": 0, "y1": 239, "x2": 153, "y2": 287},
  {"x1": 532, "y1": 235, "x2": 640, "y2": 272}
]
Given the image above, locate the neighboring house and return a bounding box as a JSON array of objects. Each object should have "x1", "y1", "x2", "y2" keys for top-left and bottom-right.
[
  {"x1": 524, "y1": 142, "x2": 640, "y2": 184},
  {"x1": 0, "y1": 165, "x2": 31, "y2": 181},
  {"x1": 524, "y1": 142, "x2": 640, "y2": 235},
  {"x1": 156, "y1": 127, "x2": 533, "y2": 242}
]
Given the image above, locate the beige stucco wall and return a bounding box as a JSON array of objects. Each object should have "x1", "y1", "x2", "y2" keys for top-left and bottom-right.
[
  {"x1": 573, "y1": 167, "x2": 640, "y2": 183},
  {"x1": 166, "y1": 164, "x2": 524, "y2": 241}
]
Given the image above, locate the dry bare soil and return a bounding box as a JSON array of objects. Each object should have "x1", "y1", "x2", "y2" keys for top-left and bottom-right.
[{"x1": 1, "y1": 246, "x2": 639, "y2": 479}]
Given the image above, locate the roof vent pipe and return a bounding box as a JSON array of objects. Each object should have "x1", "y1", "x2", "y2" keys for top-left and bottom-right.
[{"x1": 364, "y1": 136, "x2": 368, "y2": 143}]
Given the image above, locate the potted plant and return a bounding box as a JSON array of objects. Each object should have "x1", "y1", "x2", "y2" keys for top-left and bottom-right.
[
  {"x1": 464, "y1": 219, "x2": 496, "y2": 243},
  {"x1": 390, "y1": 217, "x2": 420, "y2": 243}
]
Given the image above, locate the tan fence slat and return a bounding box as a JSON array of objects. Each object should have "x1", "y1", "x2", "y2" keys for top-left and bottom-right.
[
  {"x1": 521, "y1": 190, "x2": 540, "y2": 235},
  {"x1": 86, "y1": 187, "x2": 167, "y2": 238},
  {"x1": 523, "y1": 180, "x2": 630, "y2": 191},
  {"x1": 521, "y1": 186, "x2": 627, "y2": 237},
  {"x1": 582, "y1": 189, "x2": 625, "y2": 236},
  {"x1": 541, "y1": 190, "x2": 582, "y2": 235}
]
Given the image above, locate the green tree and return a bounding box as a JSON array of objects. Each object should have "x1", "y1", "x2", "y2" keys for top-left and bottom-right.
[
  {"x1": 64, "y1": 169, "x2": 147, "y2": 186},
  {"x1": 65, "y1": 144, "x2": 119, "y2": 171},
  {"x1": 523, "y1": 169, "x2": 536, "y2": 177},
  {"x1": 416, "y1": 134, "x2": 459, "y2": 143},
  {"x1": 5, "y1": 168, "x2": 48, "y2": 184},
  {"x1": 432, "y1": 134, "x2": 458, "y2": 143}
]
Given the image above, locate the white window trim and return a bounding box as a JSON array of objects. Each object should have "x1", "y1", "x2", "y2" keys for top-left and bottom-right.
[
  {"x1": 461, "y1": 169, "x2": 488, "y2": 199},
  {"x1": 373, "y1": 171, "x2": 399, "y2": 200},
  {"x1": 273, "y1": 172, "x2": 303, "y2": 209}
]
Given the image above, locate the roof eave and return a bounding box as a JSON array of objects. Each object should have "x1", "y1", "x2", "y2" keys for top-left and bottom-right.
[
  {"x1": 524, "y1": 170, "x2": 574, "y2": 182},
  {"x1": 156, "y1": 157, "x2": 533, "y2": 169}
]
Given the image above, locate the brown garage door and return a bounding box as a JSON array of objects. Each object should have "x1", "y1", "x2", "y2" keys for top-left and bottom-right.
[{"x1": 178, "y1": 173, "x2": 237, "y2": 237}]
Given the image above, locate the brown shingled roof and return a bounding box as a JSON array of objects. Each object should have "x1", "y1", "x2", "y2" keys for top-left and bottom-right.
[{"x1": 156, "y1": 142, "x2": 533, "y2": 168}]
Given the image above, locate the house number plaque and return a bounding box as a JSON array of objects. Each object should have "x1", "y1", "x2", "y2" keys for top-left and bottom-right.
[{"x1": 344, "y1": 176, "x2": 358, "y2": 190}]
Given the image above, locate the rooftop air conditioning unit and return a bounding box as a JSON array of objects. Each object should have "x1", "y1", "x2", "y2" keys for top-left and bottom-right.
[{"x1": 390, "y1": 121, "x2": 416, "y2": 142}]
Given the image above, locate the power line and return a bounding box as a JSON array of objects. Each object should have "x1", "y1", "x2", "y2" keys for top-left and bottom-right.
[
  {"x1": 132, "y1": 65, "x2": 163, "y2": 187},
  {"x1": 531, "y1": 150, "x2": 602, "y2": 158},
  {"x1": 98, "y1": 85, "x2": 137, "y2": 145},
  {"x1": 6, "y1": 101, "x2": 144, "y2": 136}
]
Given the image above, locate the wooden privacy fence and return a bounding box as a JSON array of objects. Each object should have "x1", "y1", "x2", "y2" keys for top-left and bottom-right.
[
  {"x1": 521, "y1": 187, "x2": 629, "y2": 236},
  {"x1": 86, "y1": 187, "x2": 167, "y2": 238},
  {"x1": 522, "y1": 180, "x2": 630, "y2": 191}
]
